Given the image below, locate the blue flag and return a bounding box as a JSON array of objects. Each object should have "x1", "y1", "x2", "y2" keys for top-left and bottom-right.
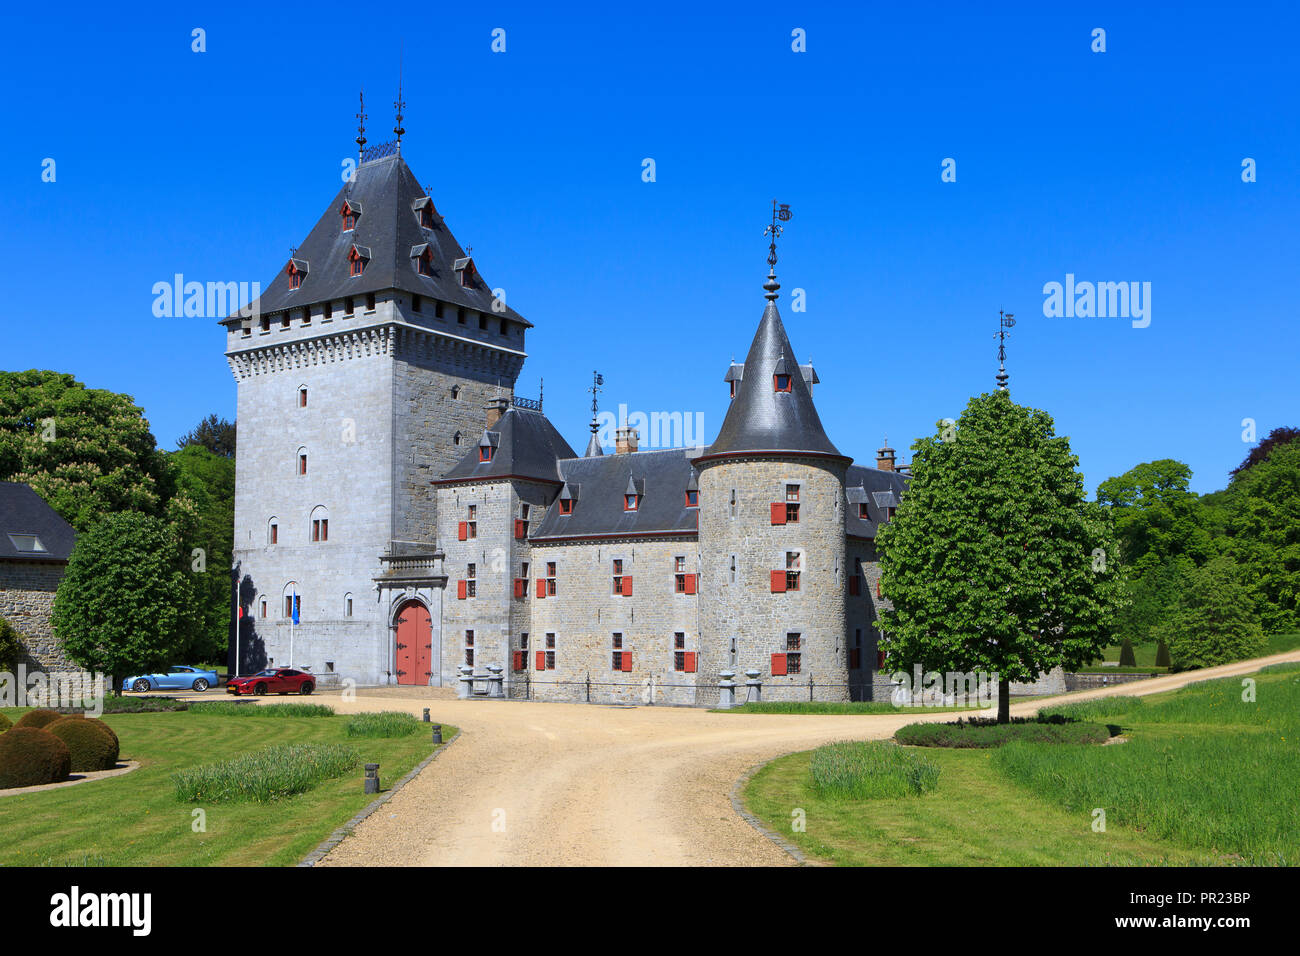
[{"x1": 292, "y1": 592, "x2": 300, "y2": 625}]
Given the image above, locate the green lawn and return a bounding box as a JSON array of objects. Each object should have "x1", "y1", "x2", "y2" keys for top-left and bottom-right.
[
  {"x1": 1089, "y1": 631, "x2": 1300, "y2": 668},
  {"x1": 742, "y1": 666, "x2": 1300, "y2": 866},
  {"x1": 0, "y1": 705, "x2": 454, "y2": 866}
]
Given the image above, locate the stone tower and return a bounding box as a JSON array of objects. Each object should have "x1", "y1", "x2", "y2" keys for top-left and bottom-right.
[
  {"x1": 694, "y1": 267, "x2": 851, "y2": 702},
  {"x1": 221, "y1": 151, "x2": 531, "y2": 685}
]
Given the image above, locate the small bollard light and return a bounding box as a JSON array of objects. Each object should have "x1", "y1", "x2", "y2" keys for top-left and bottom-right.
[
  {"x1": 364, "y1": 763, "x2": 380, "y2": 794},
  {"x1": 432, "y1": 723, "x2": 443, "y2": 744},
  {"x1": 422, "y1": 708, "x2": 430, "y2": 722}
]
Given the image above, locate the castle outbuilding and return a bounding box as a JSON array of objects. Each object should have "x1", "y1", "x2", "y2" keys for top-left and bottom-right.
[{"x1": 223, "y1": 147, "x2": 905, "y2": 702}]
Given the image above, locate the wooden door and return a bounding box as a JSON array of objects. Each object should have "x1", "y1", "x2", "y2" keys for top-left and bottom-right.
[{"x1": 395, "y1": 601, "x2": 432, "y2": 685}]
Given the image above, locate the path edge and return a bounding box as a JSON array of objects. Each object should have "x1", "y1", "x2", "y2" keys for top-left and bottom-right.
[
  {"x1": 729, "y1": 752, "x2": 817, "y2": 867},
  {"x1": 298, "y1": 729, "x2": 462, "y2": 867}
]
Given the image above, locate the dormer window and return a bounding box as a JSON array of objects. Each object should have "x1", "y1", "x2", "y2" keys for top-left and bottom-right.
[
  {"x1": 413, "y1": 196, "x2": 436, "y2": 229},
  {"x1": 685, "y1": 490, "x2": 699, "y2": 508},
  {"x1": 559, "y1": 499, "x2": 573, "y2": 516},
  {"x1": 348, "y1": 244, "x2": 370, "y2": 278},
  {"x1": 479, "y1": 432, "x2": 499, "y2": 463},
  {"x1": 774, "y1": 373, "x2": 792, "y2": 392},
  {"x1": 453, "y1": 257, "x2": 476, "y2": 289},
  {"x1": 411, "y1": 243, "x2": 434, "y2": 277},
  {"x1": 859, "y1": 502, "x2": 870, "y2": 520},
  {"x1": 287, "y1": 259, "x2": 308, "y2": 290},
  {"x1": 340, "y1": 200, "x2": 361, "y2": 231},
  {"x1": 624, "y1": 494, "x2": 639, "y2": 512},
  {"x1": 480, "y1": 445, "x2": 495, "y2": 463},
  {"x1": 730, "y1": 381, "x2": 737, "y2": 398}
]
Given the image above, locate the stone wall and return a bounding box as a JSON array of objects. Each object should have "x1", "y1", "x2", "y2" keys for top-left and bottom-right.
[{"x1": 0, "y1": 561, "x2": 75, "y2": 672}]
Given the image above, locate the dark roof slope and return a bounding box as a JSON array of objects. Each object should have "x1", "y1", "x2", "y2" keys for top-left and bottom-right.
[
  {"x1": 225, "y1": 153, "x2": 528, "y2": 326},
  {"x1": 531, "y1": 450, "x2": 700, "y2": 540},
  {"x1": 704, "y1": 298, "x2": 842, "y2": 459},
  {"x1": 438, "y1": 406, "x2": 576, "y2": 484},
  {"x1": 0, "y1": 482, "x2": 76, "y2": 562},
  {"x1": 844, "y1": 465, "x2": 908, "y2": 538}
]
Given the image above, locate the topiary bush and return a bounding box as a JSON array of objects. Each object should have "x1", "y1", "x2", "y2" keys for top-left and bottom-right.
[
  {"x1": 1118, "y1": 638, "x2": 1137, "y2": 667},
  {"x1": 1155, "y1": 640, "x2": 1172, "y2": 668},
  {"x1": 47, "y1": 718, "x2": 120, "y2": 772},
  {"x1": 14, "y1": 709, "x2": 74, "y2": 731},
  {"x1": 0, "y1": 727, "x2": 72, "y2": 788}
]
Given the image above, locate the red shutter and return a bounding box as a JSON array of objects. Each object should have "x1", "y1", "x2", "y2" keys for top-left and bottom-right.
[
  {"x1": 876, "y1": 579, "x2": 882, "y2": 598},
  {"x1": 684, "y1": 573, "x2": 697, "y2": 595},
  {"x1": 770, "y1": 502, "x2": 786, "y2": 525},
  {"x1": 457, "y1": 521, "x2": 468, "y2": 541},
  {"x1": 684, "y1": 651, "x2": 697, "y2": 673},
  {"x1": 849, "y1": 576, "x2": 860, "y2": 596},
  {"x1": 514, "y1": 519, "x2": 526, "y2": 540},
  {"x1": 621, "y1": 652, "x2": 633, "y2": 673},
  {"x1": 536, "y1": 651, "x2": 547, "y2": 670},
  {"x1": 877, "y1": 649, "x2": 886, "y2": 669},
  {"x1": 621, "y1": 576, "x2": 633, "y2": 596},
  {"x1": 512, "y1": 651, "x2": 523, "y2": 670},
  {"x1": 457, "y1": 579, "x2": 467, "y2": 600},
  {"x1": 771, "y1": 653, "x2": 788, "y2": 676},
  {"x1": 513, "y1": 579, "x2": 525, "y2": 599},
  {"x1": 536, "y1": 578, "x2": 546, "y2": 599},
  {"x1": 770, "y1": 570, "x2": 786, "y2": 593},
  {"x1": 849, "y1": 649, "x2": 861, "y2": 669}
]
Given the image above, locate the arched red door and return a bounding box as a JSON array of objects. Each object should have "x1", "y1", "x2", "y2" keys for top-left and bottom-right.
[{"x1": 394, "y1": 601, "x2": 432, "y2": 685}]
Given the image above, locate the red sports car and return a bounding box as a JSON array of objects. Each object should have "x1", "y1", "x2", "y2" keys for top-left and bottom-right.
[{"x1": 226, "y1": 668, "x2": 315, "y2": 696}]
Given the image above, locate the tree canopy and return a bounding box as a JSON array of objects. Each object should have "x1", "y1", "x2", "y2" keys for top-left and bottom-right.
[
  {"x1": 878, "y1": 391, "x2": 1124, "y2": 721},
  {"x1": 168, "y1": 443, "x2": 236, "y2": 662},
  {"x1": 177, "y1": 413, "x2": 236, "y2": 459}
]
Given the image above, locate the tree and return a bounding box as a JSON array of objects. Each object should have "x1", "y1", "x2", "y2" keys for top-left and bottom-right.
[
  {"x1": 0, "y1": 615, "x2": 19, "y2": 671},
  {"x1": 1231, "y1": 425, "x2": 1300, "y2": 478},
  {"x1": 1221, "y1": 438, "x2": 1300, "y2": 633},
  {"x1": 1118, "y1": 638, "x2": 1136, "y2": 666},
  {"x1": 51, "y1": 511, "x2": 202, "y2": 691},
  {"x1": 1154, "y1": 556, "x2": 1265, "y2": 669},
  {"x1": 177, "y1": 414, "x2": 236, "y2": 459},
  {"x1": 0, "y1": 370, "x2": 173, "y2": 531},
  {"x1": 167, "y1": 444, "x2": 236, "y2": 662},
  {"x1": 877, "y1": 391, "x2": 1125, "y2": 722}
]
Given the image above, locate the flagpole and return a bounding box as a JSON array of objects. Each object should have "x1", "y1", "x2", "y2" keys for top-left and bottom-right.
[{"x1": 290, "y1": 590, "x2": 296, "y2": 668}]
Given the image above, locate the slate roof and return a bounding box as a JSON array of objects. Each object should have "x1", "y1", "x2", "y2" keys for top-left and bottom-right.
[
  {"x1": 844, "y1": 465, "x2": 908, "y2": 538},
  {"x1": 0, "y1": 482, "x2": 76, "y2": 563},
  {"x1": 703, "y1": 297, "x2": 843, "y2": 459},
  {"x1": 223, "y1": 153, "x2": 529, "y2": 327},
  {"x1": 438, "y1": 406, "x2": 577, "y2": 485},
  {"x1": 531, "y1": 450, "x2": 701, "y2": 540}
]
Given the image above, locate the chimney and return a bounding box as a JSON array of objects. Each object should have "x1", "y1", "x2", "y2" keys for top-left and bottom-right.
[
  {"x1": 615, "y1": 426, "x2": 640, "y2": 455},
  {"x1": 876, "y1": 445, "x2": 896, "y2": 472},
  {"x1": 485, "y1": 397, "x2": 510, "y2": 429}
]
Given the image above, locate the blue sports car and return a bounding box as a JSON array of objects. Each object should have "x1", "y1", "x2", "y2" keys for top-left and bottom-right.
[{"x1": 121, "y1": 666, "x2": 221, "y2": 693}]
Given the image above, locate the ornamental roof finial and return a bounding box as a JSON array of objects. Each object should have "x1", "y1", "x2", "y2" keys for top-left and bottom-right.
[
  {"x1": 356, "y1": 89, "x2": 368, "y2": 161},
  {"x1": 763, "y1": 200, "x2": 792, "y2": 301}
]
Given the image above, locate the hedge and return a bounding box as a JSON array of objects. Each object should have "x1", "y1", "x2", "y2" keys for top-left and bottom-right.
[
  {"x1": 47, "y1": 718, "x2": 120, "y2": 772},
  {"x1": 895, "y1": 716, "x2": 1111, "y2": 748},
  {"x1": 0, "y1": 728, "x2": 72, "y2": 789}
]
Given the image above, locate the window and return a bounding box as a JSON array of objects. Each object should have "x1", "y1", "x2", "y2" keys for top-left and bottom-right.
[
  {"x1": 545, "y1": 633, "x2": 556, "y2": 670},
  {"x1": 774, "y1": 373, "x2": 792, "y2": 392},
  {"x1": 269, "y1": 520, "x2": 278, "y2": 545},
  {"x1": 887, "y1": 506, "x2": 897, "y2": 520},
  {"x1": 417, "y1": 250, "x2": 433, "y2": 277},
  {"x1": 311, "y1": 516, "x2": 328, "y2": 542},
  {"x1": 346, "y1": 595, "x2": 353, "y2": 618},
  {"x1": 849, "y1": 558, "x2": 861, "y2": 596},
  {"x1": 479, "y1": 444, "x2": 495, "y2": 463},
  {"x1": 499, "y1": 318, "x2": 510, "y2": 336},
  {"x1": 612, "y1": 559, "x2": 625, "y2": 595},
  {"x1": 341, "y1": 202, "x2": 357, "y2": 231},
  {"x1": 537, "y1": 561, "x2": 557, "y2": 598},
  {"x1": 730, "y1": 380, "x2": 737, "y2": 398},
  {"x1": 348, "y1": 248, "x2": 365, "y2": 277},
  {"x1": 478, "y1": 313, "x2": 488, "y2": 330},
  {"x1": 451, "y1": 385, "x2": 461, "y2": 400},
  {"x1": 730, "y1": 488, "x2": 737, "y2": 518},
  {"x1": 289, "y1": 266, "x2": 303, "y2": 290},
  {"x1": 786, "y1": 484, "x2": 800, "y2": 523},
  {"x1": 284, "y1": 593, "x2": 301, "y2": 619},
  {"x1": 785, "y1": 633, "x2": 802, "y2": 673},
  {"x1": 260, "y1": 316, "x2": 270, "y2": 332},
  {"x1": 365, "y1": 293, "x2": 376, "y2": 312},
  {"x1": 850, "y1": 629, "x2": 862, "y2": 669},
  {"x1": 685, "y1": 490, "x2": 699, "y2": 508},
  {"x1": 421, "y1": 205, "x2": 434, "y2": 228},
  {"x1": 465, "y1": 629, "x2": 475, "y2": 667},
  {"x1": 344, "y1": 297, "x2": 355, "y2": 316},
  {"x1": 281, "y1": 313, "x2": 291, "y2": 330},
  {"x1": 260, "y1": 598, "x2": 268, "y2": 619},
  {"x1": 729, "y1": 554, "x2": 737, "y2": 584},
  {"x1": 457, "y1": 307, "x2": 466, "y2": 324},
  {"x1": 435, "y1": 300, "x2": 445, "y2": 319},
  {"x1": 520, "y1": 503, "x2": 531, "y2": 521},
  {"x1": 298, "y1": 452, "x2": 307, "y2": 476},
  {"x1": 624, "y1": 493, "x2": 639, "y2": 512},
  {"x1": 673, "y1": 632, "x2": 696, "y2": 673},
  {"x1": 301, "y1": 306, "x2": 311, "y2": 325},
  {"x1": 611, "y1": 632, "x2": 624, "y2": 671},
  {"x1": 412, "y1": 294, "x2": 423, "y2": 312},
  {"x1": 559, "y1": 498, "x2": 573, "y2": 516},
  {"x1": 785, "y1": 551, "x2": 802, "y2": 592},
  {"x1": 466, "y1": 505, "x2": 478, "y2": 539},
  {"x1": 466, "y1": 563, "x2": 477, "y2": 598},
  {"x1": 859, "y1": 502, "x2": 870, "y2": 519},
  {"x1": 460, "y1": 266, "x2": 474, "y2": 288},
  {"x1": 299, "y1": 387, "x2": 308, "y2": 408},
  {"x1": 673, "y1": 555, "x2": 696, "y2": 594},
  {"x1": 324, "y1": 301, "x2": 333, "y2": 320}
]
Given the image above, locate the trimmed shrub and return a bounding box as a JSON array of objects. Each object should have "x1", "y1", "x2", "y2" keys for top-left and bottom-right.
[
  {"x1": 0, "y1": 713, "x2": 12, "y2": 734},
  {"x1": 809, "y1": 741, "x2": 940, "y2": 798},
  {"x1": 895, "y1": 716, "x2": 1111, "y2": 748},
  {"x1": 47, "y1": 718, "x2": 120, "y2": 772},
  {"x1": 345, "y1": 711, "x2": 422, "y2": 738},
  {"x1": 14, "y1": 709, "x2": 74, "y2": 731},
  {"x1": 1118, "y1": 638, "x2": 1137, "y2": 667},
  {"x1": 0, "y1": 728, "x2": 72, "y2": 789},
  {"x1": 102, "y1": 696, "x2": 188, "y2": 713},
  {"x1": 188, "y1": 702, "x2": 333, "y2": 718},
  {"x1": 171, "y1": 743, "x2": 360, "y2": 803},
  {"x1": 1155, "y1": 640, "x2": 1172, "y2": 668}
]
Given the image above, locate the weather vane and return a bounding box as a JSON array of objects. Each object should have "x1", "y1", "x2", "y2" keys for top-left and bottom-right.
[
  {"x1": 764, "y1": 200, "x2": 792, "y2": 269},
  {"x1": 996, "y1": 309, "x2": 1015, "y2": 391},
  {"x1": 393, "y1": 45, "x2": 406, "y2": 150},
  {"x1": 355, "y1": 89, "x2": 368, "y2": 160},
  {"x1": 589, "y1": 370, "x2": 604, "y2": 423}
]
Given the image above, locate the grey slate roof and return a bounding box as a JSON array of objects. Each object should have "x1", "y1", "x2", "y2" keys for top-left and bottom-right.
[
  {"x1": 704, "y1": 299, "x2": 843, "y2": 459},
  {"x1": 438, "y1": 406, "x2": 576, "y2": 485},
  {"x1": 0, "y1": 482, "x2": 76, "y2": 563},
  {"x1": 224, "y1": 153, "x2": 529, "y2": 327},
  {"x1": 844, "y1": 465, "x2": 908, "y2": 538},
  {"x1": 531, "y1": 450, "x2": 701, "y2": 540}
]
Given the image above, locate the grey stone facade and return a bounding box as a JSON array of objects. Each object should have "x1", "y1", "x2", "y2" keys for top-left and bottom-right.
[{"x1": 0, "y1": 561, "x2": 75, "y2": 672}]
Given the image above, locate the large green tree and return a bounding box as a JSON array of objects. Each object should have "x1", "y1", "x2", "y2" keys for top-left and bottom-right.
[
  {"x1": 51, "y1": 511, "x2": 202, "y2": 690},
  {"x1": 1221, "y1": 438, "x2": 1300, "y2": 633},
  {"x1": 0, "y1": 370, "x2": 173, "y2": 531},
  {"x1": 877, "y1": 391, "x2": 1125, "y2": 722},
  {"x1": 177, "y1": 413, "x2": 236, "y2": 459},
  {"x1": 168, "y1": 443, "x2": 236, "y2": 662},
  {"x1": 1154, "y1": 556, "x2": 1265, "y2": 668}
]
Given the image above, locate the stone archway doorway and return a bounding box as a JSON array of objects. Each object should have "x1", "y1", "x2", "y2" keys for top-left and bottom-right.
[{"x1": 394, "y1": 600, "x2": 433, "y2": 686}]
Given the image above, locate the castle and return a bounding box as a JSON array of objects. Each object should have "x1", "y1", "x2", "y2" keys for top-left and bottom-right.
[{"x1": 223, "y1": 148, "x2": 906, "y2": 705}]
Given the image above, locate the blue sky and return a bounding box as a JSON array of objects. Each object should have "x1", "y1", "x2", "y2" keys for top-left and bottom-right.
[{"x1": 5, "y1": 1, "x2": 1296, "y2": 495}]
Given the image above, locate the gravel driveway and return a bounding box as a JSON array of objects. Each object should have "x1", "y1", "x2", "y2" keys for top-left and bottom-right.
[{"x1": 315, "y1": 650, "x2": 1300, "y2": 867}]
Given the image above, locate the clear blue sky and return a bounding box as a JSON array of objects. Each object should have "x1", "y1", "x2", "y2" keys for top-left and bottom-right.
[{"x1": 5, "y1": 1, "x2": 1296, "y2": 496}]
